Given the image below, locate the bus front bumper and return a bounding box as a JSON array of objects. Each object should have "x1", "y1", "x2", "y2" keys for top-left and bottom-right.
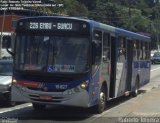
[{"x1": 11, "y1": 84, "x2": 91, "y2": 108}]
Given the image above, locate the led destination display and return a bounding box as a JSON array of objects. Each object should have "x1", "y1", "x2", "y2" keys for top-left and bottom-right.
[
  {"x1": 17, "y1": 19, "x2": 90, "y2": 34},
  {"x1": 29, "y1": 22, "x2": 74, "y2": 30}
]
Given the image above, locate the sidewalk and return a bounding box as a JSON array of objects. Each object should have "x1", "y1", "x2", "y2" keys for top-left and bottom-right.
[
  {"x1": 90, "y1": 86, "x2": 160, "y2": 123},
  {"x1": 139, "y1": 81, "x2": 160, "y2": 93}
]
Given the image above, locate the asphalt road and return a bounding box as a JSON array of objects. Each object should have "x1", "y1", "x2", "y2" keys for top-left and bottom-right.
[{"x1": 0, "y1": 65, "x2": 160, "y2": 123}]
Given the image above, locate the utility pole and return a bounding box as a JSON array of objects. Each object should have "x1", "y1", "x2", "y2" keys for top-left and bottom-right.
[
  {"x1": 154, "y1": 0, "x2": 160, "y2": 51},
  {"x1": 0, "y1": 10, "x2": 5, "y2": 59},
  {"x1": 128, "y1": 0, "x2": 131, "y2": 17}
]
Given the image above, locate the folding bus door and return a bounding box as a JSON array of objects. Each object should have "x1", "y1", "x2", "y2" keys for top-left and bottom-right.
[{"x1": 126, "y1": 39, "x2": 134, "y2": 91}]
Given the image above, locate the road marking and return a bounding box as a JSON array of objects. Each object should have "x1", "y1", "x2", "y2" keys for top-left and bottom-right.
[
  {"x1": 0, "y1": 103, "x2": 32, "y2": 114},
  {"x1": 151, "y1": 67, "x2": 160, "y2": 72}
]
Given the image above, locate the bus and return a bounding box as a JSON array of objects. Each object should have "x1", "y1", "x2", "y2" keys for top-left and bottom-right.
[{"x1": 9, "y1": 16, "x2": 151, "y2": 113}]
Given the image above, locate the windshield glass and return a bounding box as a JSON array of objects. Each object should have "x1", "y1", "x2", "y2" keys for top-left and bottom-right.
[
  {"x1": 0, "y1": 62, "x2": 13, "y2": 76},
  {"x1": 15, "y1": 35, "x2": 89, "y2": 73}
]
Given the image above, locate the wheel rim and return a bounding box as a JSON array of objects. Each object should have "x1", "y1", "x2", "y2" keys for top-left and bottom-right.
[
  {"x1": 99, "y1": 90, "x2": 106, "y2": 111},
  {"x1": 100, "y1": 92, "x2": 105, "y2": 105},
  {"x1": 135, "y1": 88, "x2": 138, "y2": 94},
  {"x1": 135, "y1": 78, "x2": 139, "y2": 95}
]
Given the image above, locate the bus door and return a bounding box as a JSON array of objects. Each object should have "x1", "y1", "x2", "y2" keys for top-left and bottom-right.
[
  {"x1": 115, "y1": 37, "x2": 127, "y2": 97},
  {"x1": 102, "y1": 32, "x2": 111, "y2": 98},
  {"x1": 126, "y1": 39, "x2": 134, "y2": 91},
  {"x1": 109, "y1": 36, "x2": 116, "y2": 98}
]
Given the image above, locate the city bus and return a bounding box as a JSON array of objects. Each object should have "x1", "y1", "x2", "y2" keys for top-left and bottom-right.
[{"x1": 8, "y1": 16, "x2": 151, "y2": 113}]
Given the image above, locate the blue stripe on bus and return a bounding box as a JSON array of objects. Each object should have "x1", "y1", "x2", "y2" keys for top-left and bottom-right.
[{"x1": 134, "y1": 61, "x2": 151, "y2": 68}]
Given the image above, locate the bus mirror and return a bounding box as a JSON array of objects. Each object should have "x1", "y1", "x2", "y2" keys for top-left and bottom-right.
[
  {"x1": 3, "y1": 36, "x2": 14, "y2": 56},
  {"x1": 3, "y1": 36, "x2": 11, "y2": 48}
]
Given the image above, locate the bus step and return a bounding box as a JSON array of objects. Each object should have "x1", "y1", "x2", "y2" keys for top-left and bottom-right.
[{"x1": 124, "y1": 91, "x2": 130, "y2": 96}]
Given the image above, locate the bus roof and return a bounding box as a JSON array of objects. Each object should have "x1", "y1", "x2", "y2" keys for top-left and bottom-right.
[
  {"x1": 115, "y1": 28, "x2": 151, "y2": 42},
  {"x1": 17, "y1": 16, "x2": 151, "y2": 41}
]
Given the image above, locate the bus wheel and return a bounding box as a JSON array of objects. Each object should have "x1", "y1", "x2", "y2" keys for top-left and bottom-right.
[
  {"x1": 132, "y1": 77, "x2": 139, "y2": 97},
  {"x1": 95, "y1": 86, "x2": 106, "y2": 113},
  {"x1": 32, "y1": 103, "x2": 46, "y2": 110}
]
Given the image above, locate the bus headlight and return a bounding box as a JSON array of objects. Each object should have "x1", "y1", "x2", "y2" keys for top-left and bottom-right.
[
  {"x1": 12, "y1": 78, "x2": 17, "y2": 83},
  {"x1": 80, "y1": 81, "x2": 89, "y2": 89}
]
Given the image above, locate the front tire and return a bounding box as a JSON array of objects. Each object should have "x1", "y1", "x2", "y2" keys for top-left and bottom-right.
[{"x1": 94, "y1": 86, "x2": 106, "y2": 114}]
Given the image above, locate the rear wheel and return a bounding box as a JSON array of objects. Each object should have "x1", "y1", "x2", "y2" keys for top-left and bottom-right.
[
  {"x1": 32, "y1": 103, "x2": 46, "y2": 110},
  {"x1": 94, "y1": 86, "x2": 106, "y2": 114},
  {"x1": 132, "y1": 77, "x2": 139, "y2": 97}
]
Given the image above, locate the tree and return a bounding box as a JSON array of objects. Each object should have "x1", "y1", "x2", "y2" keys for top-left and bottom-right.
[
  {"x1": 77, "y1": 0, "x2": 97, "y2": 10},
  {"x1": 89, "y1": 2, "x2": 124, "y2": 26},
  {"x1": 66, "y1": 0, "x2": 88, "y2": 17}
]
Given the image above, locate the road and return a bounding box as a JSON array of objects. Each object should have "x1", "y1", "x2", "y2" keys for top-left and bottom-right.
[{"x1": 0, "y1": 65, "x2": 160, "y2": 123}]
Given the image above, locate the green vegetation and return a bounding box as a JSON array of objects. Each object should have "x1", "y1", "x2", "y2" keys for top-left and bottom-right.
[{"x1": 31, "y1": 0, "x2": 160, "y2": 49}]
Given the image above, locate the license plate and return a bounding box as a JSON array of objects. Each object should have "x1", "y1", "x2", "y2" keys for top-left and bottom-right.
[{"x1": 39, "y1": 95, "x2": 52, "y2": 100}]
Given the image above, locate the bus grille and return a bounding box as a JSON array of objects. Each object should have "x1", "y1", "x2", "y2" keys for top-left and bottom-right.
[
  {"x1": 27, "y1": 87, "x2": 66, "y2": 92},
  {"x1": 29, "y1": 95, "x2": 64, "y2": 103}
]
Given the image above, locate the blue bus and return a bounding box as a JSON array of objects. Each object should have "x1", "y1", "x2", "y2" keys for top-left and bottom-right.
[{"x1": 9, "y1": 16, "x2": 151, "y2": 113}]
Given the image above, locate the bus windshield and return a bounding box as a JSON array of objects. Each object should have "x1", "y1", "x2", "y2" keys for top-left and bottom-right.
[{"x1": 15, "y1": 35, "x2": 89, "y2": 73}]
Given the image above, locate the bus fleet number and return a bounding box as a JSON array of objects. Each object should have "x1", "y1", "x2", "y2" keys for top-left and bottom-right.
[{"x1": 30, "y1": 22, "x2": 38, "y2": 29}]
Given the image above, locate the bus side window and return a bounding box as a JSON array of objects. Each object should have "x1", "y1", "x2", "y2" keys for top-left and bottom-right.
[
  {"x1": 136, "y1": 41, "x2": 140, "y2": 60},
  {"x1": 92, "y1": 30, "x2": 102, "y2": 65},
  {"x1": 103, "y1": 33, "x2": 110, "y2": 62},
  {"x1": 133, "y1": 40, "x2": 137, "y2": 61},
  {"x1": 139, "y1": 42, "x2": 143, "y2": 60},
  {"x1": 142, "y1": 42, "x2": 146, "y2": 60},
  {"x1": 117, "y1": 36, "x2": 126, "y2": 62},
  {"x1": 145, "y1": 42, "x2": 150, "y2": 60}
]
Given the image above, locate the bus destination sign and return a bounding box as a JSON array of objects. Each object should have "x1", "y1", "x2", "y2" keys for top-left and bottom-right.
[{"x1": 27, "y1": 22, "x2": 80, "y2": 31}]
